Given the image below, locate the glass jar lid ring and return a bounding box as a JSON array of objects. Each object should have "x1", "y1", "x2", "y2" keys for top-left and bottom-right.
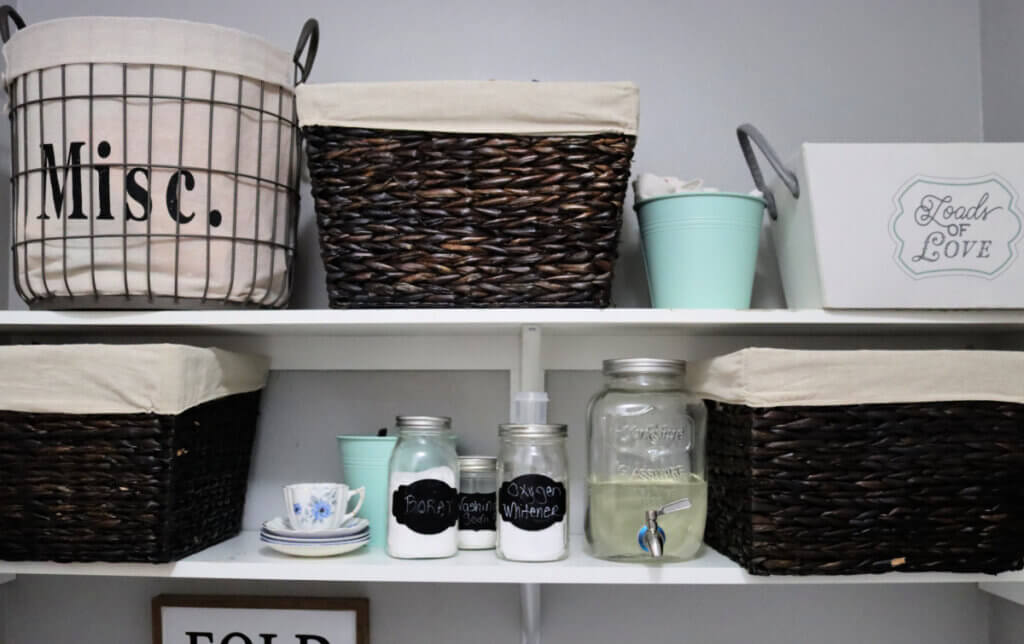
[
  {"x1": 459, "y1": 455, "x2": 497, "y2": 472},
  {"x1": 602, "y1": 358, "x2": 686, "y2": 376},
  {"x1": 499, "y1": 423, "x2": 568, "y2": 437}
]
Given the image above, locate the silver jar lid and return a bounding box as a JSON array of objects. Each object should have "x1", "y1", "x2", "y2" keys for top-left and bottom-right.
[
  {"x1": 459, "y1": 455, "x2": 497, "y2": 472},
  {"x1": 499, "y1": 423, "x2": 568, "y2": 438},
  {"x1": 602, "y1": 358, "x2": 686, "y2": 376},
  {"x1": 396, "y1": 415, "x2": 452, "y2": 431}
]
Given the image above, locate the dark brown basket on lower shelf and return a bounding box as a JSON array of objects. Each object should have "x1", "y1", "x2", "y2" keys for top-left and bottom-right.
[
  {"x1": 0, "y1": 391, "x2": 261, "y2": 563},
  {"x1": 303, "y1": 127, "x2": 635, "y2": 308},
  {"x1": 706, "y1": 400, "x2": 1024, "y2": 575}
]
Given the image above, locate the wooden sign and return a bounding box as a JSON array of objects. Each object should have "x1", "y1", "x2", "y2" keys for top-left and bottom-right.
[{"x1": 153, "y1": 595, "x2": 369, "y2": 644}]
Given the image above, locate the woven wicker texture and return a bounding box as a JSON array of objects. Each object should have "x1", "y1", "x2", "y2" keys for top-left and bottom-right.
[
  {"x1": 706, "y1": 401, "x2": 1024, "y2": 575},
  {"x1": 304, "y1": 127, "x2": 636, "y2": 308},
  {"x1": 0, "y1": 391, "x2": 260, "y2": 563}
]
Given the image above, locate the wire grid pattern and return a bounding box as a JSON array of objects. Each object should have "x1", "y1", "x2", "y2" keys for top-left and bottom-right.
[{"x1": 8, "y1": 62, "x2": 301, "y2": 309}]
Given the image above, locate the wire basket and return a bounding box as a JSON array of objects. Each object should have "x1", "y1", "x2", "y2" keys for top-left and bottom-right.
[{"x1": 0, "y1": 7, "x2": 318, "y2": 309}]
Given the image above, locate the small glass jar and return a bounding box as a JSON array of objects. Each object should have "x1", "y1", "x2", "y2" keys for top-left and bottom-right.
[
  {"x1": 457, "y1": 456, "x2": 497, "y2": 550},
  {"x1": 387, "y1": 415, "x2": 459, "y2": 559},
  {"x1": 496, "y1": 423, "x2": 569, "y2": 562},
  {"x1": 585, "y1": 358, "x2": 707, "y2": 562}
]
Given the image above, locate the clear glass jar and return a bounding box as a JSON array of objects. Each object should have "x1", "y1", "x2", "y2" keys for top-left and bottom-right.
[
  {"x1": 457, "y1": 456, "x2": 497, "y2": 550},
  {"x1": 387, "y1": 415, "x2": 459, "y2": 559},
  {"x1": 496, "y1": 424, "x2": 569, "y2": 562},
  {"x1": 585, "y1": 358, "x2": 707, "y2": 562}
]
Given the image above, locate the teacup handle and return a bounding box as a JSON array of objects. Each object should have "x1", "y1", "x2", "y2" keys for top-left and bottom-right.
[{"x1": 345, "y1": 486, "x2": 366, "y2": 519}]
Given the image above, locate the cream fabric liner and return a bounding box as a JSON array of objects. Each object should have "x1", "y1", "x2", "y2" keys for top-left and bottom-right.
[
  {"x1": 0, "y1": 344, "x2": 268, "y2": 415},
  {"x1": 685, "y1": 348, "x2": 1024, "y2": 407},
  {"x1": 296, "y1": 81, "x2": 639, "y2": 135},
  {"x1": 3, "y1": 17, "x2": 292, "y2": 87}
]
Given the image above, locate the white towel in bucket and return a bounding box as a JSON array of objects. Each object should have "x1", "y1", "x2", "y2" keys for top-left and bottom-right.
[{"x1": 633, "y1": 173, "x2": 762, "y2": 201}]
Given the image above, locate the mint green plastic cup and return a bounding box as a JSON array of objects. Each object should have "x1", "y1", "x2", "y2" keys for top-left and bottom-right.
[
  {"x1": 635, "y1": 192, "x2": 765, "y2": 309},
  {"x1": 337, "y1": 435, "x2": 397, "y2": 549}
]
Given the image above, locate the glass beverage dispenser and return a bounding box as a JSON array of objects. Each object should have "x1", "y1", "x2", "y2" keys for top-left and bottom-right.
[{"x1": 585, "y1": 358, "x2": 707, "y2": 562}]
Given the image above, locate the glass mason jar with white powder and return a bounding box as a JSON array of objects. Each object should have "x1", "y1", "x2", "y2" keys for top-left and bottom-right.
[
  {"x1": 387, "y1": 416, "x2": 459, "y2": 559},
  {"x1": 457, "y1": 456, "x2": 497, "y2": 550},
  {"x1": 496, "y1": 424, "x2": 569, "y2": 562}
]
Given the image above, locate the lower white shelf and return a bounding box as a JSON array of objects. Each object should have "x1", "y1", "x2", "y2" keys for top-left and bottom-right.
[{"x1": 3, "y1": 533, "x2": 1024, "y2": 585}]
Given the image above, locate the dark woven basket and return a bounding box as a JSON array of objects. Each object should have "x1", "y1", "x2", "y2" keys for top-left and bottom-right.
[
  {"x1": 0, "y1": 391, "x2": 261, "y2": 563},
  {"x1": 705, "y1": 400, "x2": 1024, "y2": 576},
  {"x1": 303, "y1": 126, "x2": 636, "y2": 308}
]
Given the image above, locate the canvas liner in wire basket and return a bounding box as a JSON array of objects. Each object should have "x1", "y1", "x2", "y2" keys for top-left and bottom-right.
[
  {"x1": 0, "y1": 7, "x2": 319, "y2": 308},
  {"x1": 297, "y1": 81, "x2": 638, "y2": 308}
]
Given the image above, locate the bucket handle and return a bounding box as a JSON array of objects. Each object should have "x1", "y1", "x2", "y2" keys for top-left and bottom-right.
[
  {"x1": 736, "y1": 123, "x2": 799, "y2": 221},
  {"x1": 0, "y1": 5, "x2": 25, "y2": 44},
  {"x1": 293, "y1": 18, "x2": 319, "y2": 85}
]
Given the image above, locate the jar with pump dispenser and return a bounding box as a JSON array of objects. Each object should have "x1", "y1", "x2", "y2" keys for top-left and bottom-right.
[
  {"x1": 496, "y1": 423, "x2": 569, "y2": 562},
  {"x1": 387, "y1": 415, "x2": 459, "y2": 559},
  {"x1": 585, "y1": 358, "x2": 707, "y2": 562}
]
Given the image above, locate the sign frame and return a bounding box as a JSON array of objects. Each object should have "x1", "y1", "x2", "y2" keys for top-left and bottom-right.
[{"x1": 152, "y1": 595, "x2": 370, "y2": 644}]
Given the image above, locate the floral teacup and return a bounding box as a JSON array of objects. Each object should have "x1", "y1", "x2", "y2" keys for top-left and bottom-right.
[{"x1": 283, "y1": 483, "x2": 365, "y2": 531}]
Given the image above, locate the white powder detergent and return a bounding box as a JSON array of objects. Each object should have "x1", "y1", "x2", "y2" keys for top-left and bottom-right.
[
  {"x1": 388, "y1": 466, "x2": 458, "y2": 559},
  {"x1": 497, "y1": 472, "x2": 568, "y2": 561},
  {"x1": 498, "y1": 519, "x2": 567, "y2": 562},
  {"x1": 458, "y1": 528, "x2": 497, "y2": 550}
]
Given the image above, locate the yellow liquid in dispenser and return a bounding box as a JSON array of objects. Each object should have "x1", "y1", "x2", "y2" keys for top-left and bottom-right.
[{"x1": 586, "y1": 475, "x2": 707, "y2": 562}]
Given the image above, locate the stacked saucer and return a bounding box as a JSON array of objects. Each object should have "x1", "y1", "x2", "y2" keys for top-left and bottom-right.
[{"x1": 260, "y1": 516, "x2": 370, "y2": 557}]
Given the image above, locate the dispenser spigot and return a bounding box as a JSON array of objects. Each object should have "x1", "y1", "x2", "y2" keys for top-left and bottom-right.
[{"x1": 638, "y1": 498, "x2": 692, "y2": 558}]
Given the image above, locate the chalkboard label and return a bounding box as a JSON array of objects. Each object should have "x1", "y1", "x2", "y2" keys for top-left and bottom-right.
[
  {"x1": 458, "y1": 492, "x2": 496, "y2": 532},
  {"x1": 499, "y1": 474, "x2": 566, "y2": 531},
  {"x1": 392, "y1": 479, "x2": 458, "y2": 535}
]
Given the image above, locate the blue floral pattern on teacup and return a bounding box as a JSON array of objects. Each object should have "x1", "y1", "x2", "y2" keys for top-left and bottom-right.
[{"x1": 311, "y1": 497, "x2": 333, "y2": 522}]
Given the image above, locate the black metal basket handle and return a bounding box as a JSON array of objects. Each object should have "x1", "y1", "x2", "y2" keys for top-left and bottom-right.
[
  {"x1": 0, "y1": 5, "x2": 25, "y2": 44},
  {"x1": 293, "y1": 18, "x2": 319, "y2": 85},
  {"x1": 737, "y1": 123, "x2": 799, "y2": 221}
]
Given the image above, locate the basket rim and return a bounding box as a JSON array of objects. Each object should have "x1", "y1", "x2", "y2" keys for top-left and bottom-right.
[{"x1": 4, "y1": 15, "x2": 294, "y2": 88}]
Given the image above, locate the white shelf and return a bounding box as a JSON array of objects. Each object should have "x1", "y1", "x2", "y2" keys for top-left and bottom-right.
[
  {"x1": 0, "y1": 308, "x2": 1022, "y2": 337},
  {"x1": 2, "y1": 533, "x2": 1023, "y2": 585}
]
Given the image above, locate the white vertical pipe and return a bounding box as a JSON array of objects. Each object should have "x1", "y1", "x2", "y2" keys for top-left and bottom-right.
[
  {"x1": 518, "y1": 328, "x2": 543, "y2": 644},
  {"x1": 520, "y1": 582, "x2": 542, "y2": 644}
]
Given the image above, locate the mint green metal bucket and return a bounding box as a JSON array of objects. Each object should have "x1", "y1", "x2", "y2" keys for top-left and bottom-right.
[
  {"x1": 337, "y1": 435, "x2": 397, "y2": 549},
  {"x1": 636, "y1": 192, "x2": 765, "y2": 309}
]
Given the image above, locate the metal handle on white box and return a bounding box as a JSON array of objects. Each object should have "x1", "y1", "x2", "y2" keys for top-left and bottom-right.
[{"x1": 737, "y1": 123, "x2": 800, "y2": 221}]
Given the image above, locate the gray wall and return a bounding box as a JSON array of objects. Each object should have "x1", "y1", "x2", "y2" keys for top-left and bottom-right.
[
  {"x1": 11, "y1": 0, "x2": 987, "y2": 310},
  {"x1": 243, "y1": 370, "x2": 509, "y2": 530},
  {"x1": 0, "y1": 583, "x2": 6, "y2": 644},
  {"x1": 4, "y1": 1, "x2": 1022, "y2": 643},
  {"x1": 0, "y1": 0, "x2": 12, "y2": 312},
  {"x1": 991, "y1": 596, "x2": 1024, "y2": 644},
  {"x1": 0, "y1": 367, "x2": 1004, "y2": 644},
  {"x1": 981, "y1": 0, "x2": 1024, "y2": 640},
  {"x1": 3, "y1": 576, "x2": 991, "y2": 644},
  {"x1": 982, "y1": 0, "x2": 1024, "y2": 142}
]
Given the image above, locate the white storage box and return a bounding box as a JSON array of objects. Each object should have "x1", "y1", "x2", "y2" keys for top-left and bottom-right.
[
  {"x1": 739, "y1": 125, "x2": 1024, "y2": 309},
  {"x1": 1, "y1": 10, "x2": 318, "y2": 308}
]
